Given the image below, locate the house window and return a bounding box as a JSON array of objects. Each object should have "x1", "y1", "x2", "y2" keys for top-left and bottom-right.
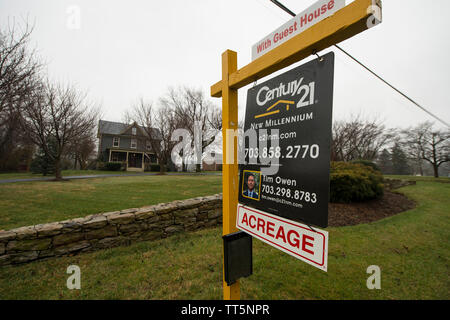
[
  {"x1": 146, "y1": 141, "x2": 152, "y2": 151},
  {"x1": 113, "y1": 137, "x2": 120, "y2": 148},
  {"x1": 132, "y1": 127, "x2": 137, "y2": 135},
  {"x1": 131, "y1": 139, "x2": 137, "y2": 149}
]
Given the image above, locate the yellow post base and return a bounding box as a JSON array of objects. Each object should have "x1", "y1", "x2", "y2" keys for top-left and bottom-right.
[{"x1": 223, "y1": 280, "x2": 240, "y2": 300}]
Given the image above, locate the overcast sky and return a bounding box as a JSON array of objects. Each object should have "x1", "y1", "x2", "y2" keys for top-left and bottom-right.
[{"x1": 1, "y1": 0, "x2": 449, "y2": 130}]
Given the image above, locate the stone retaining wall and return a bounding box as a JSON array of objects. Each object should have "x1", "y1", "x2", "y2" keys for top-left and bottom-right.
[{"x1": 0, "y1": 194, "x2": 223, "y2": 266}]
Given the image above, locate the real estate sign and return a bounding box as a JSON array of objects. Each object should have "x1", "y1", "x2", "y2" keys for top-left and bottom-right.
[
  {"x1": 238, "y1": 52, "x2": 335, "y2": 228},
  {"x1": 214, "y1": 0, "x2": 382, "y2": 297},
  {"x1": 251, "y1": 0, "x2": 346, "y2": 61}
]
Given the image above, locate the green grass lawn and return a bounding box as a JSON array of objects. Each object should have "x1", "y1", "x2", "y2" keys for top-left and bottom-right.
[
  {"x1": 0, "y1": 170, "x2": 139, "y2": 180},
  {"x1": 0, "y1": 175, "x2": 222, "y2": 231},
  {"x1": 0, "y1": 180, "x2": 448, "y2": 299},
  {"x1": 385, "y1": 174, "x2": 450, "y2": 183},
  {"x1": 0, "y1": 170, "x2": 223, "y2": 181}
]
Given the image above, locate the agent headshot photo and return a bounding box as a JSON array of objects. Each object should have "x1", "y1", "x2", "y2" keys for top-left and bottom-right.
[{"x1": 242, "y1": 171, "x2": 261, "y2": 200}]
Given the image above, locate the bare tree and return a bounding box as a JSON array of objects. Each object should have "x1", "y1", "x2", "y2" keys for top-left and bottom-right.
[
  {"x1": 0, "y1": 20, "x2": 43, "y2": 170},
  {"x1": 69, "y1": 107, "x2": 102, "y2": 170},
  {"x1": 128, "y1": 98, "x2": 179, "y2": 174},
  {"x1": 69, "y1": 131, "x2": 97, "y2": 170},
  {"x1": 331, "y1": 115, "x2": 394, "y2": 162},
  {"x1": 21, "y1": 81, "x2": 99, "y2": 180},
  {"x1": 402, "y1": 122, "x2": 450, "y2": 178},
  {"x1": 162, "y1": 86, "x2": 221, "y2": 172}
]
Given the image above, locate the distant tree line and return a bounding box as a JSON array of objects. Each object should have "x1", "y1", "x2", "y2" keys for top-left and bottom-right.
[
  {"x1": 133, "y1": 101, "x2": 448, "y2": 177},
  {"x1": 331, "y1": 116, "x2": 449, "y2": 178}
]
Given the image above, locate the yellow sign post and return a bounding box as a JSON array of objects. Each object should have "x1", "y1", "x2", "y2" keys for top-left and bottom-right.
[
  {"x1": 220, "y1": 50, "x2": 240, "y2": 300},
  {"x1": 212, "y1": 0, "x2": 382, "y2": 300}
]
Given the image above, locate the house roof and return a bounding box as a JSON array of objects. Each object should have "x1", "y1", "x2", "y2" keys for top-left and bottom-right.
[{"x1": 98, "y1": 120, "x2": 162, "y2": 139}]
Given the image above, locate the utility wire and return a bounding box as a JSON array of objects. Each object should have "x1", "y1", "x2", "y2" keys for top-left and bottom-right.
[
  {"x1": 333, "y1": 45, "x2": 449, "y2": 128},
  {"x1": 269, "y1": 0, "x2": 296, "y2": 16},
  {"x1": 269, "y1": 0, "x2": 450, "y2": 128}
]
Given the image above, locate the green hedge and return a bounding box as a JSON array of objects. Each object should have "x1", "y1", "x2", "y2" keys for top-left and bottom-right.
[
  {"x1": 97, "y1": 162, "x2": 125, "y2": 171},
  {"x1": 105, "y1": 162, "x2": 122, "y2": 171},
  {"x1": 144, "y1": 164, "x2": 160, "y2": 172},
  {"x1": 330, "y1": 161, "x2": 384, "y2": 203}
]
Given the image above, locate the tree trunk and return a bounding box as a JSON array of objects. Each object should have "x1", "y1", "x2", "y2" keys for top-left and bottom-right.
[
  {"x1": 159, "y1": 162, "x2": 166, "y2": 175},
  {"x1": 196, "y1": 163, "x2": 201, "y2": 173},
  {"x1": 433, "y1": 164, "x2": 439, "y2": 178},
  {"x1": 54, "y1": 158, "x2": 63, "y2": 180},
  {"x1": 79, "y1": 157, "x2": 85, "y2": 170},
  {"x1": 432, "y1": 139, "x2": 439, "y2": 178}
]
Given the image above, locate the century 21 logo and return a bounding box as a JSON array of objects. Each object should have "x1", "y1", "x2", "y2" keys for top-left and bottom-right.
[{"x1": 255, "y1": 77, "x2": 315, "y2": 119}]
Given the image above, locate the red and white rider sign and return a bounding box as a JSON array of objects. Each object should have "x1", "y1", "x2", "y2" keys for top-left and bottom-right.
[
  {"x1": 237, "y1": 204, "x2": 328, "y2": 271},
  {"x1": 251, "y1": 0, "x2": 346, "y2": 60}
]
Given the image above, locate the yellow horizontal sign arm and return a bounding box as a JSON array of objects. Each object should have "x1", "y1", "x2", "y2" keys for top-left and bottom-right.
[{"x1": 211, "y1": 0, "x2": 381, "y2": 98}]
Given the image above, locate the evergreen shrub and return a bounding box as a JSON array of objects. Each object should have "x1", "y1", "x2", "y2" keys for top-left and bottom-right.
[{"x1": 330, "y1": 161, "x2": 384, "y2": 203}]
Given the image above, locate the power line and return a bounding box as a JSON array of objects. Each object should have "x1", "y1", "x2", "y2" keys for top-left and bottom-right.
[
  {"x1": 333, "y1": 44, "x2": 449, "y2": 127},
  {"x1": 268, "y1": 0, "x2": 450, "y2": 128},
  {"x1": 269, "y1": 0, "x2": 295, "y2": 16},
  {"x1": 253, "y1": 0, "x2": 288, "y2": 20}
]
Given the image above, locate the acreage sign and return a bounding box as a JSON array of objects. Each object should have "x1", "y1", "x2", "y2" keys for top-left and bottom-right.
[
  {"x1": 237, "y1": 204, "x2": 328, "y2": 271},
  {"x1": 238, "y1": 52, "x2": 334, "y2": 228}
]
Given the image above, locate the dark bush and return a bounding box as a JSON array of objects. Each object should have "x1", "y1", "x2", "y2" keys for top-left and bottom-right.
[
  {"x1": 330, "y1": 161, "x2": 384, "y2": 203},
  {"x1": 30, "y1": 140, "x2": 57, "y2": 176},
  {"x1": 149, "y1": 164, "x2": 160, "y2": 172},
  {"x1": 30, "y1": 154, "x2": 54, "y2": 176},
  {"x1": 104, "y1": 162, "x2": 122, "y2": 171},
  {"x1": 144, "y1": 163, "x2": 159, "y2": 172}
]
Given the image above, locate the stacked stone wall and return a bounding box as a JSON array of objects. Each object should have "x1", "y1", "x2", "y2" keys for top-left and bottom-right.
[{"x1": 0, "y1": 194, "x2": 222, "y2": 266}]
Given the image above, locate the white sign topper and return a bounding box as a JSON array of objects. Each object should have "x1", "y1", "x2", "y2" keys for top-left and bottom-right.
[
  {"x1": 237, "y1": 204, "x2": 328, "y2": 271},
  {"x1": 251, "y1": 0, "x2": 346, "y2": 61}
]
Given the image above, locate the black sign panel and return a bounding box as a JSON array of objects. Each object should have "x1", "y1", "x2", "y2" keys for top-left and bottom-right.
[{"x1": 238, "y1": 52, "x2": 334, "y2": 228}]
